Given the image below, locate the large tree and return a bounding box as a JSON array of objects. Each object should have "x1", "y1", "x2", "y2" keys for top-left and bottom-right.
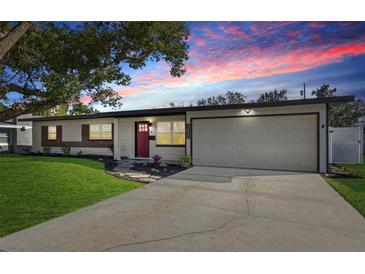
[
  {"x1": 312, "y1": 84, "x2": 365, "y2": 127},
  {"x1": 256, "y1": 89, "x2": 288, "y2": 103},
  {"x1": 196, "y1": 91, "x2": 246, "y2": 106},
  {"x1": 0, "y1": 22, "x2": 189, "y2": 121}
]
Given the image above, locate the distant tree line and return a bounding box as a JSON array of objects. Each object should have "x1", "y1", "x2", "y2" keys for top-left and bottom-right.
[{"x1": 169, "y1": 85, "x2": 365, "y2": 127}]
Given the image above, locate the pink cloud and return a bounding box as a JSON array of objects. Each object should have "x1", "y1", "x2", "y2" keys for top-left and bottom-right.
[
  {"x1": 105, "y1": 22, "x2": 365, "y2": 99},
  {"x1": 286, "y1": 29, "x2": 303, "y2": 37},
  {"x1": 219, "y1": 24, "x2": 252, "y2": 41},
  {"x1": 195, "y1": 38, "x2": 206, "y2": 46},
  {"x1": 308, "y1": 22, "x2": 326, "y2": 29},
  {"x1": 79, "y1": 95, "x2": 92, "y2": 105},
  {"x1": 201, "y1": 26, "x2": 224, "y2": 40},
  {"x1": 114, "y1": 39, "x2": 365, "y2": 98}
]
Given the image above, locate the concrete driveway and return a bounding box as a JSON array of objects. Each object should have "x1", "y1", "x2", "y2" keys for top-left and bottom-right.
[{"x1": 1, "y1": 166, "x2": 365, "y2": 251}]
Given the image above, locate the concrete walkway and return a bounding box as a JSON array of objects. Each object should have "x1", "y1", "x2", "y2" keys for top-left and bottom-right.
[{"x1": 1, "y1": 166, "x2": 365, "y2": 251}]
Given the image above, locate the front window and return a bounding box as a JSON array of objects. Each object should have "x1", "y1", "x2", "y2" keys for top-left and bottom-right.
[
  {"x1": 156, "y1": 121, "x2": 185, "y2": 145},
  {"x1": 0, "y1": 132, "x2": 8, "y2": 144},
  {"x1": 48, "y1": 126, "x2": 57, "y2": 140},
  {"x1": 89, "y1": 124, "x2": 112, "y2": 140}
]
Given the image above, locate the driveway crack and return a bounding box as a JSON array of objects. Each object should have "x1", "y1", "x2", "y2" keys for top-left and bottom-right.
[
  {"x1": 102, "y1": 176, "x2": 255, "y2": 251},
  {"x1": 236, "y1": 175, "x2": 253, "y2": 216},
  {"x1": 102, "y1": 214, "x2": 249, "y2": 251}
]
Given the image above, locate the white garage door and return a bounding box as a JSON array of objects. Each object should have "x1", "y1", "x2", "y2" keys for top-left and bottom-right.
[{"x1": 192, "y1": 114, "x2": 318, "y2": 172}]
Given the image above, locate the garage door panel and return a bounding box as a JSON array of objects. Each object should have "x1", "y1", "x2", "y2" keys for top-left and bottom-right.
[{"x1": 192, "y1": 115, "x2": 318, "y2": 172}]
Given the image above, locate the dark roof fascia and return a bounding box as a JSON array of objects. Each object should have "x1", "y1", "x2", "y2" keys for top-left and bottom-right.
[{"x1": 19, "y1": 95, "x2": 354, "y2": 122}]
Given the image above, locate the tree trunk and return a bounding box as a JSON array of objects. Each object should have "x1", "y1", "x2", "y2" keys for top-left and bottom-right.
[{"x1": 0, "y1": 22, "x2": 31, "y2": 61}]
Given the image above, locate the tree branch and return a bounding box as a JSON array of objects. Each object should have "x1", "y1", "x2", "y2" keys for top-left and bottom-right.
[
  {"x1": 81, "y1": 63, "x2": 114, "y2": 87},
  {"x1": 0, "y1": 98, "x2": 63, "y2": 122},
  {"x1": 0, "y1": 103, "x2": 27, "y2": 121},
  {"x1": 0, "y1": 22, "x2": 32, "y2": 61},
  {"x1": 0, "y1": 83, "x2": 45, "y2": 97}
]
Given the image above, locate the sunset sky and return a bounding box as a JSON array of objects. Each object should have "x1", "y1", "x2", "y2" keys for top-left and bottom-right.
[{"x1": 105, "y1": 21, "x2": 365, "y2": 110}]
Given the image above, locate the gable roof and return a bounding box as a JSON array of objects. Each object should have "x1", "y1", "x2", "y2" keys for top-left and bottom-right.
[{"x1": 19, "y1": 95, "x2": 354, "y2": 122}]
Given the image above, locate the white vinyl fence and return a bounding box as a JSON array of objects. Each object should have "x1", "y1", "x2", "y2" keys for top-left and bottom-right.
[{"x1": 329, "y1": 126, "x2": 363, "y2": 164}]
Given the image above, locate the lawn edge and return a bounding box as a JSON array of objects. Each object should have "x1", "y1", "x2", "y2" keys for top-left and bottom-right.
[{"x1": 323, "y1": 176, "x2": 365, "y2": 218}]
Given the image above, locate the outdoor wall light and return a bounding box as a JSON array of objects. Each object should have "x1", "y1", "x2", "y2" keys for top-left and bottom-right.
[{"x1": 244, "y1": 108, "x2": 251, "y2": 114}]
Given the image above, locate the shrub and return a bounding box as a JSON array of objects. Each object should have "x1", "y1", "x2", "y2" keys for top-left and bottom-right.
[
  {"x1": 22, "y1": 147, "x2": 31, "y2": 155},
  {"x1": 43, "y1": 147, "x2": 51, "y2": 155},
  {"x1": 180, "y1": 154, "x2": 191, "y2": 167},
  {"x1": 104, "y1": 158, "x2": 115, "y2": 170},
  {"x1": 152, "y1": 154, "x2": 162, "y2": 164},
  {"x1": 61, "y1": 146, "x2": 71, "y2": 156}
]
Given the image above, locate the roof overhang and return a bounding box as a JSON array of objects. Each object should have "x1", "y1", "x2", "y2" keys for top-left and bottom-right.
[
  {"x1": 0, "y1": 122, "x2": 32, "y2": 129},
  {"x1": 19, "y1": 95, "x2": 355, "y2": 122}
]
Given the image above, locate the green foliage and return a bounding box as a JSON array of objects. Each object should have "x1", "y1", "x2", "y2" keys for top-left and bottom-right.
[
  {"x1": 168, "y1": 101, "x2": 191, "y2": 107},
  {"x1": 312, "y1": 84, "x2": 364, "y2": 127},
  {"x1": 0, "y1": 102, "x2": 7, "y2": 111},
  {"x1": 38, "y1": 103, "x2": 69, "y2": 117},
  {"x1": 311, "y1": 84, "x2": 336, "y2": 97},
  {"x1": 0, "y1": 22, "x2": 190, "y2": 121},
  {"x1": 180, "y1": 154, "x2": 191, "y2": 167},
  {"x1": 329, "y1": 99, "x2": 365, "y2": 127},
  {"x1": 256, "y1": 89, "x2": 288, "y2": 103},
  {"x1": 43, "y1": 147, "x2": 51, "y2": 155},
  {"x1": 69, "y1": 103, "x2": 98, "y2": 115},
  {"x1": 37, "y1": 102, "x2": 97, "y2": 117},
  {"x1": 325, "y1": 160, "x2": 365, "y2": 217},
  {"x1": 61, "y1": 146, "x2": 71, "y2": 156},
  {"x1": 0, "y1": 155, "x2": 141, "y2": 237},
  {"x1": 197, "y1": 91, "x2": 246, "y2": 106}
]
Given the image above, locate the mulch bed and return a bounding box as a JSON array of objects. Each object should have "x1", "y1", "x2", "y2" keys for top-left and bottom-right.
[{"x1": 325, "y1": 164, "x2": 362, "y2": 179}]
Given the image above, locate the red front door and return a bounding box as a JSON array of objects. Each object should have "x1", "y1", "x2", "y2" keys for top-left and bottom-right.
[{"x1": 136, "y1": 122, "x2": 150, "y2": 157}]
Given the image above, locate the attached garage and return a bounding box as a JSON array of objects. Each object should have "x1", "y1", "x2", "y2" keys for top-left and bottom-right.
[{"x1": 191, "y1": 114, "x2": 319, "y2": 172}]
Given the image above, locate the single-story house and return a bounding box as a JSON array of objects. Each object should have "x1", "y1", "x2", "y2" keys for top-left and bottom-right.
[
  {"x1": 0, "y1": 114, "x2": 33, "y2": 153},
  {"x1": 20, "y1": 96, "x2": 354, "y2": 173}
]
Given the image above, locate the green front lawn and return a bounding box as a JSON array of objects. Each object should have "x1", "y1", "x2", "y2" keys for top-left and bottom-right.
[
  {"x1": 325, "y1": 160, "x2": 365, "y2": 217},
  {"x1": 0, "y1": 155, "x2": 141, "y2": 237}
]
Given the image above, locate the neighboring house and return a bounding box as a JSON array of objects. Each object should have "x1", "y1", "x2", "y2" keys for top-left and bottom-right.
[
  {"x1": 0, "y1": 114, "x2": 33, "y2": 154},
  {"x1": 20, "y1": 96, "x2": 354, "y2": 173}
]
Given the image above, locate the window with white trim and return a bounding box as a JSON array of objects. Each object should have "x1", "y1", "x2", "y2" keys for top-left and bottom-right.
[
  {"x1": 48, "y1": 126, "x2": 57, "y2": 140},
  {"x1": 156, "y1": 121, "x2": 185, "y2": 145},
  {"x1": 0, "y1": 132, "x2": 8, "y2": 145},
  {"x1": 89, "y1": 124, "x2": 112, "y2": 140}
]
